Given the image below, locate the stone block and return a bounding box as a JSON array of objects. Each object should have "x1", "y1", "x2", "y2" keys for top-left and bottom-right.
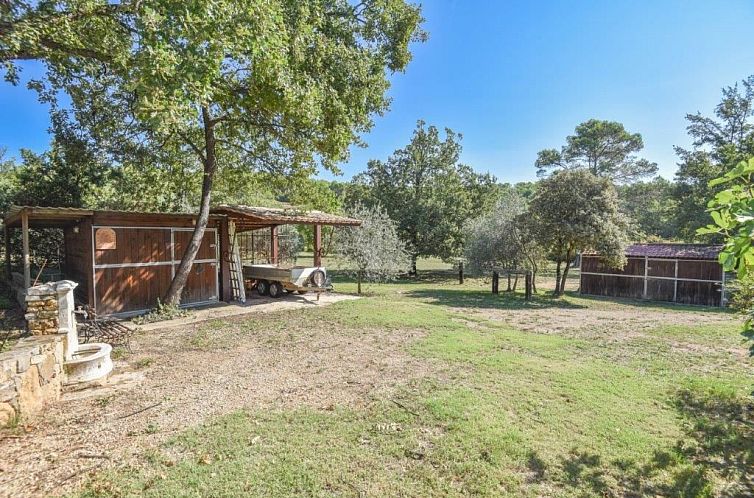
[
  {"x1": 17, "y1": 366, "x2": 42, "y2": 415},
  {"x1": 0, "y1": 402, "x2": 16, "y2": 427},
  {"x1": 30, "y1": 354, "x2": 45, "y2": 365},
  {"x1": 16, "y1": 354, "x2": 30, "y2": 373},
  {"x1": 37, "y1": 355, "x2": 56, "y2": 385},
  {"x1": 0, "y1": 380, "x2": 16, "y2": 402}
]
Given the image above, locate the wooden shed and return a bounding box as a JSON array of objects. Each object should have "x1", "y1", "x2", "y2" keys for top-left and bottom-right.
[
  {"x1": 579, "y1": 244, "x2": 726, "y2": 307},
  {"x1": 3, "y1": 205, "x2": 360, "y2": 316}
]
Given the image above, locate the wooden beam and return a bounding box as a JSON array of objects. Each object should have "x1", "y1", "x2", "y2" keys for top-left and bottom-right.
[
  {"x1": 4, "y1": 224, "x2": 10, "y2": 284},
  {"x1": 219, "y1": 219, "x2": 232, "y2": 302},
  {"x1": 21, "y1": 210, "x2": 30, "y2": 289},
  {"x1": 313, "y1": 224, "x2": 322, "y2": 267},
  {"x1": 270, "y1": 226, "x2": 279, "y2": 265}
]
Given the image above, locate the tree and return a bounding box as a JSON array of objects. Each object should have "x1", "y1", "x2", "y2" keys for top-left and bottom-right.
[
  {"x1": 529, "y1": 170, "x2": 628, "y2": 296},
  {"x1": 336, "y1": 204, "x2": 410, "y2": 294},
  {"x1": 617, "y1": 177, "x2": 678, "y2": 241},
  {"x1": 3, "y1": 0, "x2": 425, "y2": 305},
  {"x1": 464, "y1": 191, "x2": 545, "y2": 291},
  {"x1": 698, "y1": 157, "x2": 754, "y2": 352},
  {"x1": 674, "y1": 76, "x2": 754, "y2": 240},
  {"x1": 353, "y1": 120, "x2": 498, "y2": 272},
  {"x1": 535, "y1": 119, "x2": 657, "y2": 183},
  {"x1": 11, "y1": 114, "x2": 112, "y2": 208}
]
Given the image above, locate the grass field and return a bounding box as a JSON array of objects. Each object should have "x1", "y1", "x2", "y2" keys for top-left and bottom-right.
[{"x1": 76, "y1": 265, "x2": 753, "y2": 497}]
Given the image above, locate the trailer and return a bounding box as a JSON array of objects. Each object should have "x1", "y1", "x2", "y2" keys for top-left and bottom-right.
[{"x1": 242, "y1": 264, "x2": 330, "y2": 298}]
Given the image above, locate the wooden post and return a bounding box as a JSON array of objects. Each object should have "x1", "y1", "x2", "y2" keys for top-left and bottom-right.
[
  {"x1": 673, "y1": 258, "x2": 678, "y2": 303},
  {"x1": 219, "y1": 219, "x2": 232, "y2": 302},
  {"x1": 525, "y1": 271, "x2": 532, "y2": 301},
  {"x1": 458, "y1": 261, "x2": 464, "y2": 284},
  {"x1": 4, "y1": 224, "x2": 10, "y2": 284},
  {"x1": 492, "y1": 271, "x2": 499, "y2": 294},
  {"x1": 21, "y1": 210, "x2": 30, "y2": 289},
  {"x1": 270, "y1": 225, "x2": 279, "y2": 265},
  {"x1": 642, "y1": 255, "x2": 648, "y2": 299},
  {"x1": 720, "y1": 266, "x2": 726, "y2": 307},
  {"x1": 313, "y1": 224, "x2": 322, "y2": 267}
]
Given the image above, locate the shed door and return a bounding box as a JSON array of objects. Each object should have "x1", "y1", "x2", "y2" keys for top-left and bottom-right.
[
  {"x1": 172, "y1": 229, "x2": 218, "y2": 305},
  {"x1": 93, "y1": 226, "x2": 218, "y2": 315}
]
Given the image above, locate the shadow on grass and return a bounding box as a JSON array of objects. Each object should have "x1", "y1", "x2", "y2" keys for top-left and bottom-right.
[
  {"x1": 405, "y1": 288, "x2": 587, "y2": 310},
  {"x1": 558, "y1": 387, "x2": 754, "y2": 496}
]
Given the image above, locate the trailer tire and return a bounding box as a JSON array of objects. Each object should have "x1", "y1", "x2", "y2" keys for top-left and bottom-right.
[
  {"x1": 257, "y1": 280, "x2": 269, "y2": 296},
  {"x1": 309, "y1": 269, "x2": 326, "y2": 288},
  {"x1": 269, "y1": 281, "x2": 284, "y2": 298}
]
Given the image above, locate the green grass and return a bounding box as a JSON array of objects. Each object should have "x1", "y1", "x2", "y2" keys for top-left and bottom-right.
[{"x1": 76, "y1": 270, "x2": 754, "y2": 497}]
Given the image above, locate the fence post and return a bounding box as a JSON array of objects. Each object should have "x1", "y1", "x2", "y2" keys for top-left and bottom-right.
[
  {"x1": 525, "y1": 271, "x2": 532, "y2": 301},
  {"x1": 492, "y1": 271, "x2": 499, "y2": 295}
]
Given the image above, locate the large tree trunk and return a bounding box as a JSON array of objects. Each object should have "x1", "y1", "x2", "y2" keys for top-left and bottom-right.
[
  {"x1": 163, "y1": 106, "x2": 217, "y2": 306},
  {"x1": 357, "y1": 269, "x2": 362, "y2": 295},
  {"x1": 554, "y1": 260, "x2": 562, "y2": 297},
  {"x1": 558, "y1": 249, "x2": 573, "y2": 296},
  {"x1": 532, "y1": 271, "x2": 538, "y2": 293},
  {"x1": 410, "y1": 254, "x2": 417, "y2": 276}
]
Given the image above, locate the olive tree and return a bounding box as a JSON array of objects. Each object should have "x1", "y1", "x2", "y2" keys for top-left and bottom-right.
[
  {"x1": 464, "y1": 191, "x2": 546, "y2": 291},
  {"x1": 336, "y1": 204, "x2": 410, "y2": 294},
  {"x1": 529, "y1": 170, "x2": 628, "y2": 296}
]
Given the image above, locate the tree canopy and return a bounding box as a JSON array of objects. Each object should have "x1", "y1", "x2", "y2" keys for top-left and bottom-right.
[
  {"x1": 2, "y1": 0, "x2": 426, "y2": 304},
  {"x1": 529, "y1": 169, "x2": 628, "y2": 296},
  {"x1": 336, "y1": 203, "x2": 409, "y2": 294},
  {"x1": 674, "y1": 75, "x2": 754, "y2": 240},
  {"x1": 535, "y1": 119, "x2": 657, "y2": 183},
  {"x1": 352, "y1": 120, "x2": 498, "y2": 270}
]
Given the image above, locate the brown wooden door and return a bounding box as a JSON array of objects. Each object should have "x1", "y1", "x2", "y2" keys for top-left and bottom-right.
[{"x1": 93, "y1": 226, "x2": 219, "y2": 315}]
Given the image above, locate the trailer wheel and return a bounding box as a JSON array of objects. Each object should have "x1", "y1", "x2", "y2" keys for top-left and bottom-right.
[
  {"x1": 309, "y1": 269, "x2": 326, "y2": 288},
  {"x1": 257, "y1": 280, "x2": 269, "y2": 296},
  {"x1": 269, "y1": 281, "x2": 284, "y2": 298}
]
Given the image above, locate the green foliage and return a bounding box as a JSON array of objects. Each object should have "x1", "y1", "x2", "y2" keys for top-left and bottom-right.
[
  {"x1": 617, "y1": 177, "x2": 679, "y2": 241},
  {"x1": 335, "y1": 204, "x2": 410, "y2": 293},
  {"x1": 698, "y1": 157, "x2": 754, "y2": 279},
  {"x1": 535, "y1": 119, "x2": 657, "y2": 183},
  {"x1": 529, "y1": 170, "x2": 628, "y2": 295},
  {"x1": 464, "y1": 190, "x2": 545, "y2": 277},
  {"x1": 132, "y1": 299, "x2": 189, "y2": 325},
  {"x1": 675, "y1": 75, "x2": 754, "y2": 240},
  {"x1": 3, "y1": 0, "x2": 426, "y2": 304},
  {"x1": 352, "y1": 120, "x2": 499, "y2": 266}
]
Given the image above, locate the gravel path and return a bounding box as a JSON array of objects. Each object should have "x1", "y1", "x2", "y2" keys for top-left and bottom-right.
[{"x1": 0, "y1": 295, "x2": 435, "y2": 497}]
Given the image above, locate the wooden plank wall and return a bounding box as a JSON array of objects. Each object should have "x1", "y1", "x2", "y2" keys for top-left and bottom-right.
[{"x1": 580, "y1": 255, "x2": 723, "y2": 306}]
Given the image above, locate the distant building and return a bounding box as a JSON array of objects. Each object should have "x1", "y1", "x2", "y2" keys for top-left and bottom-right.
[{"x1": 580, "y1": 243, "x2": 725, "y2": 307}]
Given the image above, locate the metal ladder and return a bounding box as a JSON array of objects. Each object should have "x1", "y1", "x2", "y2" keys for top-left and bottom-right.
[{"x1": 228, "y1": 222, "x2": 246, "y2": 303}]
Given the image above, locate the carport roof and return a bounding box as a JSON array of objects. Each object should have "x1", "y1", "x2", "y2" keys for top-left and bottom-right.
[
  {"x1": 2, "y1": 204, "x2": 361, "y2": 230},
  {"x1": 211, "y1": 204, "x2": 361, "y2": 229}
]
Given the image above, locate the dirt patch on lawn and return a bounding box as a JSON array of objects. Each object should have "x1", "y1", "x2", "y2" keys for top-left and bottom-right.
[
  {"x1": 474, "y1": 306, "x2": 732, "y2": 340},
  {"x1": 0, "y1": 304, "x2": 438, "y2": 497}
]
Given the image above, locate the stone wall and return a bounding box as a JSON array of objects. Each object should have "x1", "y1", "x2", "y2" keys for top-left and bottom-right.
[
  {"x1": 25, "y1": 293, "x2": 60, "y2": 335},
  {"x1": 0, "y1": 335, "x2": 65, "y2": 426},
  {"x1": 0, "y1": 282, "x2": 71, "y2": 427}
]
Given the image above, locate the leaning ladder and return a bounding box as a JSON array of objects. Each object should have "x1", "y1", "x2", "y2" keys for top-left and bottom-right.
[{"x1": 228, "y1": 222, "x2": 246, "y2": 303}]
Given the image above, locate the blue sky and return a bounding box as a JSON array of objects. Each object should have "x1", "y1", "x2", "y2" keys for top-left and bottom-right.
[{"x1": 2, "y1": 0, "x2": 754, "y2": 184}]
